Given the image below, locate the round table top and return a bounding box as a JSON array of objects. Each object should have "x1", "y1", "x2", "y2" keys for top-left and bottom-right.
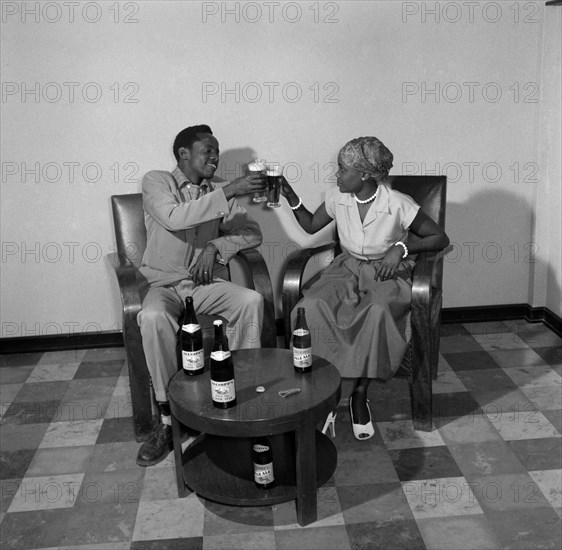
[{"x1": 168, "y1": 348, "x2": 341, "y2": 437}]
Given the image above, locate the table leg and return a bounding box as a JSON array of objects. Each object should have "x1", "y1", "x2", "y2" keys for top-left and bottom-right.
[
  {"x1": 295, "y1": 415, "x2": 317, "y2": 526},
  {"x1": 171, "y1": 415, "x2": 187, "y2": 498}
]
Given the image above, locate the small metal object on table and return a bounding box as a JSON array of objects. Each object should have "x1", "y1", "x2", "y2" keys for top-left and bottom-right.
[{"x1": 168, "y1": 348, "x2": 341, "y2": 526}]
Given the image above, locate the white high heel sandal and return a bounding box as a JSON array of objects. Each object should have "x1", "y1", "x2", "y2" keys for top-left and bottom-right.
[{"x1": 322, "y1": 411, "x2": 337, "y2": 438}]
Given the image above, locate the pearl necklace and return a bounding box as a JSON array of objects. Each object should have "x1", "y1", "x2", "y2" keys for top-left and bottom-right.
[{"x1": 354, "y1": 189, "x2": 378, "y2": 204}]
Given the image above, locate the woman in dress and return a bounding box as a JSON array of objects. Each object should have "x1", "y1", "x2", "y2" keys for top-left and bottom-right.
[{"x1": 281, "y1": 136, "x2": 449, "y2": 440}]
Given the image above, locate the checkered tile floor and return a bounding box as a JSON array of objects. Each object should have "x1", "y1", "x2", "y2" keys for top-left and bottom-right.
[{"x1": 1, "y1": 320, "x2": 561, "y2": 549}]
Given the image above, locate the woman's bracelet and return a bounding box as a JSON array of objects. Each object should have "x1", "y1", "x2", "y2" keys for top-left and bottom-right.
[
  {"x1": 289, "y1": 197, "x2": 302, "y2": 210},
  {"x1": 394, "y1": 241, "x2": 408, "y2": 258}
]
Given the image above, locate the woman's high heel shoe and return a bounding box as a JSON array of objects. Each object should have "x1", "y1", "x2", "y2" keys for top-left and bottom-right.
[
  {"x1": 349, "y1": 395, "x2": 375, "y2": 441},
  {"x1": 322, "y1": 411, "x2": 337, "y2": 438}
]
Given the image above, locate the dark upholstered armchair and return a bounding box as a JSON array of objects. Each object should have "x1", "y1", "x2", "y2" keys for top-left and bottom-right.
[
  {"x1": 282, "y1": 176, "x2": 447, "y2": 432},
  {"x1": 107, "y1": 193, "x2": 276, "y2": 441}
]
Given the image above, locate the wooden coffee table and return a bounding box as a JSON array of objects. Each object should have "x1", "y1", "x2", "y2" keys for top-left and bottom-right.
[{"x1": 168, "y1": 348, "x2": 341, "y2": 526}]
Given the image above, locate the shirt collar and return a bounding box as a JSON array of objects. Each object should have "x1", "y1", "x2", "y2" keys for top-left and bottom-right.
[
  {"x1": 337, "y1": 183, "x2": 391, "y2": 214},
  {"x1": 172, "y1": 166, "x2": 211, "y2": 191}
]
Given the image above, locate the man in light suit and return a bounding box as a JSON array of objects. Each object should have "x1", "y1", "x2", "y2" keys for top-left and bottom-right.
[{"x1": 136, "y1": 124, "x2": 266, "y2": 466}]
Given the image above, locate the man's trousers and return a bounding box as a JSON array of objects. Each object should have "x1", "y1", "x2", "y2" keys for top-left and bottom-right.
[{"x1": 137, "y1": 278, "x2": 264, "y2": 403}]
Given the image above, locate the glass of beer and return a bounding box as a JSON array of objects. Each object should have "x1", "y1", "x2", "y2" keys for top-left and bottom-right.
[
  {"x1": 248, "y1": 159, "x2": 267, "y2": 203},
  {"x1": 266, "y1": 162, "x2": 282, "y2": 208}
]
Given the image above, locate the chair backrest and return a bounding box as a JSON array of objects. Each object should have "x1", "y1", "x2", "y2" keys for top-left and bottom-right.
[
  {"x1": 388, "y1": 175, "x2": 447, "y2": 228},
  {"x1": 388, "y1": 175, "x2": 447, "y2": 289},
  {"x1": 111, "y1": 193, "x2": 146, "y2": 268}
]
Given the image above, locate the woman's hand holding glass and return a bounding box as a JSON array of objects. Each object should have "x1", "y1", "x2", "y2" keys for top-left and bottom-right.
[{"x1": 279, "y1": 176, "x2": 300, "y2": 207}]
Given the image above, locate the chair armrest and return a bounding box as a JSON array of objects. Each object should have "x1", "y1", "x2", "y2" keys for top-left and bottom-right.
[
  {"x1": 107, "y1": 252, "x2": 143, "y2": 325},
  {"x1": 235, "y1": 248, "x2": 276, "y2": 348},
  {"x1": 410, "y1": 251, "x2": 445, "y2": 382},
  {"x1": 282, "y1": 241, "x2": 339, "y2": 348},
  {"x1": 107, "y1": 252, "x2": 154, "y2": 441},
  {"x1": 411, "y1": 252, "x2": 438, "y2": 301},
  {"x1": 411, "y1": 250, "x2": 447, "y2": 317}
]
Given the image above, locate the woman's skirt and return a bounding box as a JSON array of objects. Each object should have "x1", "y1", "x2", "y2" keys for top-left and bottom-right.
[{"x1": 291, "y1": 251, "x2": 414, "y2": 380}]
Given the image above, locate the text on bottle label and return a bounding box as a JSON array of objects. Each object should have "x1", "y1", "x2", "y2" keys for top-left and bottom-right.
[
  {"x1": 293, "y1": 347, "x2": 312, "y2": 368},
  {"x1": 182, "y1": 349, "x2": 204, "y2": 371},
  {"x1": 211, "y1": 379, "x2": 236, "y2": 402},
  {"x1": 254, "y1": 463, "x2": 274, "y2": 484}
]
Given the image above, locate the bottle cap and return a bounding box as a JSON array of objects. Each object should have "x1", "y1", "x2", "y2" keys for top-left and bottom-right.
[{"x1": 256, "y1": 386, "x2": 265, "y2": 393}]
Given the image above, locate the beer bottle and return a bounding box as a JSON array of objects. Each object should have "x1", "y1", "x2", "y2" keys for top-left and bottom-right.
[
  {"x1": 252, "y1": 436, "x2": 275, "y2": 490},
  {"x1": 210, "y1": 320, "x2": 236, "y2": 409},
  {"x1": 292, "y1": 307, "x2": 312, "y2": 373},
  {"x1": 180, "y1": 297, "x2": 204, "y2": 375}
]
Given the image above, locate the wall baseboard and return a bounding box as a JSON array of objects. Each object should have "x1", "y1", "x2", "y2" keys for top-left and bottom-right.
[
  {"x1": 0, "y1": 331, "x2": 124, "y2": 354},
  {"x1": 1, "y1": 304, "x2": 560, "y2": 355},
  {"x1": 441, "y1": 304, "x2": 561, "y2": 336},
  {"x1": 441, "y1": 303, "x2": 529, "y2": 324}
]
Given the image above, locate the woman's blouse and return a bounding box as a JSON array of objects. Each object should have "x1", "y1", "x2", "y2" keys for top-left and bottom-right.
[{"x1": 324, "y1": 184, "x2": 420, "y2": 260}]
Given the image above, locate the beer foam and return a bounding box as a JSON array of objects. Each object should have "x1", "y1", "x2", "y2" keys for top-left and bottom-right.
[
  {"x1": 248, "y1": 160, "x2": 266, "y2": 171},
  {"x1": 267, "y1": 169, "x2": 282, "y2": 177}
]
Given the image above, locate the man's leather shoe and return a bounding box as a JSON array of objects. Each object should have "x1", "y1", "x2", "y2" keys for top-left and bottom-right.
[{"x1": 136, "y1": 423, "x2": 173, "y2": 467}]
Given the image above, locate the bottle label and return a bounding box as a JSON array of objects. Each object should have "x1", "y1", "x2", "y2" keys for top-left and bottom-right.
[
  {"x1": 293, "y1": 347, "x2": 312, "y2": 368},
  {"x1": 210, "y1": 350, "x2": 232, "y2": 361},
  {"x1": 293, "y1": 328, "x2": 310, "y2": 337},
  {"x1": 254, "y1": 462, "x2": 274, "y2": 485},
  {"x1": 211, "y1": 379, "x2": 236, "y2": 403},
  {"x1": 253, "y1": 444, "x2": 270, "y2": 453},
  {"x1": 182, "y1": 349, "x2": 204, "y2": 372},
  {"x1": 182, "y1": 323, "x2": 200, "y2": 334}
]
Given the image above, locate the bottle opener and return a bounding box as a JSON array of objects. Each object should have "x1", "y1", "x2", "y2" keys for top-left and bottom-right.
[{"x1": 278, "y1": 388, "x2": 301, "y2": 398}]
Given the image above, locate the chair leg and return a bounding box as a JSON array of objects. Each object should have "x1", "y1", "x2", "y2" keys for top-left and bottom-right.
[
  {"x1": 410, "y1": 324, "x2": 433, "y2": 432},
  {"x1": 410, "y1": 374, "x2": 432, "y2": 431},
  {"x1": 125, "y1": 341, "x2": 155, "y2": 442},
  {"x1": 431, "y1": 297, "x2": 443, "y2": 381},
  {"x1": 172, "y1": 415, "x2": 187, "y2": 498},
  {"x1": 130, "y1": 385, "x2": 155, "y2": 442}
]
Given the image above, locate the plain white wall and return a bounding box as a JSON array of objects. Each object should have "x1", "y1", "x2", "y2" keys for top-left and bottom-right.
[
  {"x1": 531, "y1": 7, "x2": 562, "y2": 314},
  {"x1": 1, "y1": 1, "x2": 560, "y2": 339}
]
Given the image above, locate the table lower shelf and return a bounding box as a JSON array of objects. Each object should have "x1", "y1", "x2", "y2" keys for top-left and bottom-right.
[{"x1": 182, "y1": 430, "x2": 337, "y2": 506}]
